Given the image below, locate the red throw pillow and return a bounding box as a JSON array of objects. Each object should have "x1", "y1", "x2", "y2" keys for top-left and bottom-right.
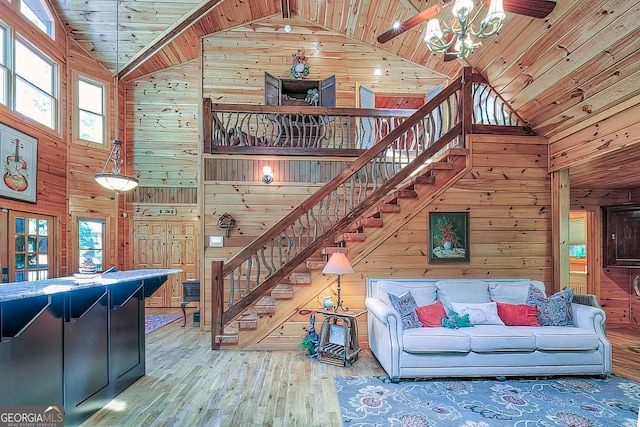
[
  {"x1": 415, "y1": 301, "x2": 447, "y2": 327},
  {"x1": 496, "y1": 302, "x2": 540, "y2": 326}
]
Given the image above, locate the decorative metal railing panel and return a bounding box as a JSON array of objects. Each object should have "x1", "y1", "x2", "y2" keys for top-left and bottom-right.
[
  {"x1": 472, "y1": 83, "x2": 526, "y2": 127},
  {"x1": 207, "y1": 100, "x2": 460, "y2": 152},
  {"x1": 215, "y1": 80, "x2": 464, "y2": 316}
]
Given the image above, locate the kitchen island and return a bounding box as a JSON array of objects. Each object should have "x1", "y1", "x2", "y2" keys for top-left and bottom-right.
[{"x1": 0, "y1": 269, "x2": 181, "y2": 426}]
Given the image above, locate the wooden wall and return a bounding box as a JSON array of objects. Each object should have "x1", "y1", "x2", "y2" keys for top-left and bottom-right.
[
  {"x1": 570, "y1": 189, "x2": 640, "y2": 328},
  {"x1": 1, "y1": 2, "x2": 77, "y2": 277},
  {"x1": 251, "y1": 134, "x2": 550, "y2": 349},
  {"x1": 67, "y1": 41, "x2": 121, "y2": 273},
  {"x1": 201, "y1": 16, "x2": 448, "y2": 107}
]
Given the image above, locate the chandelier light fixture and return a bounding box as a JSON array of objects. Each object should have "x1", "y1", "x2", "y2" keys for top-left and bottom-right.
[
  {"x1": 424, "y1": 0, "x2": 506, "y2": 60},
  {"x1": 94, "y1": 0, "x2": 139, "y2": 193}
]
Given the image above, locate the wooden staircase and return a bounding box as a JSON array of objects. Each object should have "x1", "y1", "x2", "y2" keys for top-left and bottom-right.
[{"x1": 215, "y1": 148, "x2": 470, "y2": 348}]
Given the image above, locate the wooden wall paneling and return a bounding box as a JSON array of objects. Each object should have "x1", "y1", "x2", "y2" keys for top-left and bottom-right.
[
  {"x1": 129, "y1": 61, "x2": 200, "y2": 188},
  {"x1": 601, "y1": 268, "x2": 631, "y2": 324},
  {"x1": 201, "y1": 16, "x2": 448, "y2": 109}
]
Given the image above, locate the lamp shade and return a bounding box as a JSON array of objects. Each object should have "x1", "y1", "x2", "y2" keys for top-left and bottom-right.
[
  {"x1": 323, "y1": 253, "x2": 354, "y2": 275},
  {"x1": 95, "y1": 173, "x2": 139, "y2": 192}
]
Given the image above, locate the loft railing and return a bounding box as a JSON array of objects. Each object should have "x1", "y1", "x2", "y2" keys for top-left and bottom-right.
[
  {"x1": 470, "y1": 74, "x2": 535, "y2": 135},
  {"x1": 207, "y1": 69, "x2": 472, "y2": 348}
]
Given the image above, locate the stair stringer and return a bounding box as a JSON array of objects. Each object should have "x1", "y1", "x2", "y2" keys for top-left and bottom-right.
[{"x1": 235, "y1": 150, "x2": 471, "y2": 350}]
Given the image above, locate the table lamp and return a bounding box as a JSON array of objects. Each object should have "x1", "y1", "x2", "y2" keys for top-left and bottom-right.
[{"x1": 322, "y1": 252, "x2": 354, "y2": 312}]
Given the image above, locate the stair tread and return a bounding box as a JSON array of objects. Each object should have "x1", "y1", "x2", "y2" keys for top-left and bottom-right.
[
  {"x1": 321, "y1": 247, "x2": 348, "y2": 255},
  {"x1": 289, "y1": 272, "x2": 312, "y2": 284},
  {"x1": 336, "y1": 233, "x2": 366, "y2": 243}
]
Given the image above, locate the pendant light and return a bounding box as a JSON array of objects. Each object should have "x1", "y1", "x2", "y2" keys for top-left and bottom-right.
[{"x1": 94, "y1": 0, "x2": 139, "y2": 193}]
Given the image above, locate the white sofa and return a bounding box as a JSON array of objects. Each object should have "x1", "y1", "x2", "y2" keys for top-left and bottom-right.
[{"x1": 366, "y1": 278, "x2": 611, "y2": 382}]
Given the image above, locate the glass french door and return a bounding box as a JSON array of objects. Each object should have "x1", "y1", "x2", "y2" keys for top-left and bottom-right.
[{"x1": 8, "y1": 211, "x2": 54, "y2": 282}]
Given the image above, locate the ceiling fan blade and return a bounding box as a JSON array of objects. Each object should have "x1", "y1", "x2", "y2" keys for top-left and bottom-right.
[
  {"x1": 503, "y1": 0, "x2": 557, "y2": 19},
  {"x1": 377, "y1": 3, "x2": 446, "y2": 44}
]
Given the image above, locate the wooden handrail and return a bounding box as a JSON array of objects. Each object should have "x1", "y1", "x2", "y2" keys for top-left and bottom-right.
[{"x1": 221, "y1": 76, "x2": 463, "y2": 276}]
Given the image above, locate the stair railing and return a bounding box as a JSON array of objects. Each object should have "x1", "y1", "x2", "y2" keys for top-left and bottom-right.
[{"x1": 210, "y1": 70, "x2": 473, "y2": 347}]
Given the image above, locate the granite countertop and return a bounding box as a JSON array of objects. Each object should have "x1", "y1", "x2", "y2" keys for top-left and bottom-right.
[{"x1": 0, "y1": 269, "x2": 183, "y2": 302}]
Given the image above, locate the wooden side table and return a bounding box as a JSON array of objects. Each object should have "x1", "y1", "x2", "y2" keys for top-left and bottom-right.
[{"x1": 315, "y1": 310, "x2": 366, "y2": 367}]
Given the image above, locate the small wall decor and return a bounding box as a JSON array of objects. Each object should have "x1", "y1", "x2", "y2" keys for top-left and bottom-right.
[
  {"x1": 428, "y1": 212, "x2": 469, "y2": 263},
  {"x1": 0, "y1": 123, "x2": 38, "y2": 203},
  {"x1": 217, "y1": 213, "x2": 236, "y2": 236},
  {"x1": 289, "y1": 48, "x2": 309, "y2": 79}
]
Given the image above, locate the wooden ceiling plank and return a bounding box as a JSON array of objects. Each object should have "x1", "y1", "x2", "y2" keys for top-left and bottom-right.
[
  {"x1": 485, "y1": 0, "x2": 624, "y2": 100},
  {"x1": 509, "y1": 0, "x2": 639, "y2": 109},
  {"x1": 119, "y1": 0, "x2": 225, "y2": 78}
]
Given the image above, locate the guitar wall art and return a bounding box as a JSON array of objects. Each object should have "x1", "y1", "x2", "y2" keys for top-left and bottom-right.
[{"x1": 0, "y1": 123, "x2": 38, "y2": 203}]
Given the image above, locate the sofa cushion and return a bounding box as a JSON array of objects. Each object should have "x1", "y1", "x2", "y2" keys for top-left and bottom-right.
[
  {"x1": 388, "y1": 292, "x2": 422, "y2": 329},
  {"x1": 527, "y1": 286, "x2": 574, "y2": 326},
  {"x1": 376, "y1": 281, "x2": 438, "y2": 307},
  {"x1": 531, "y1": 327, "x2": 600, "y2": 351},
  {"x1": 489, "y1": 281, "x2": 543, "y2": 304},
  {"x1": 402, "y1": 328, "x2": 470, "y2": 353},
  {"x1": 496, "y1": 302, "x2": 540, "y2": 326},
  {"x1": 451, "y1": 302, "x2": 505, "y2": 325},
  {"x1": 463, "y1": 326, "x2": 536, "y2": 352},
  {"x1": 435, "y1": 280, "x2": 491, "y2": 311},
  {"x1": 415, "y1": 301, "x2": 447, "y2": 327}
]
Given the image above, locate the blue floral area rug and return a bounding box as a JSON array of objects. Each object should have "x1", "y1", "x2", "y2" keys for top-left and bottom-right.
[
  {"x1": 145, "y1": 314, "x2": 181, "y2": 334},
  {"x1": 335, "y1": 375, "x2": 640, "y2": 427}
]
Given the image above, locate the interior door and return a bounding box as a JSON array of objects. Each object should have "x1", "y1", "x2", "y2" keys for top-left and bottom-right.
[
  {"x1": 167, "y1": 222, "x2": 198, "y2": 307},
  {"x1": 264, "y1": 72, "x2": 282, "y2": 105},
  {"x1": 0, "y1": 209, "x2": 8, "y2": 283},
  {"x1": 134, "y1": 220, "x2": 199, "y2": 308},
  {"x1": 134, "y1": 222, "x2": 166, "y2": 307}
]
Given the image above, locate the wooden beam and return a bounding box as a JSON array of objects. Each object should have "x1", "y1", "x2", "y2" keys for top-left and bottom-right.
[
  {"x1": 551, "y1": 169, "x2": 570, "y2": 293},
  {"x1": 119, "y1": 0, "x2": 225, "y2": 79}
]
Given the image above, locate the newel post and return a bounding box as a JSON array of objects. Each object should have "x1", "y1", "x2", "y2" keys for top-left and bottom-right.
[
  {"x1": 211, "y1": 260, "x2": 224, "y2": 350},
  {"x1": 203, "y1": 98, "x2": 212, "y2": 154},
  {"x1": 461, "y1": 66, "x2": 473, "y2": 144}
]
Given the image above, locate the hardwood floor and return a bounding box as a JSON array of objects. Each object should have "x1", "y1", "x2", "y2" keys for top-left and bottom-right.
[{"x1": 81, "y1": 319, "x2": 639, "y2": 427}]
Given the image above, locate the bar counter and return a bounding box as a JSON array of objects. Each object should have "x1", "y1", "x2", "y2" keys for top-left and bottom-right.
[{"x1": 0, "y1": 269, "x2": 182, "y2": 426}]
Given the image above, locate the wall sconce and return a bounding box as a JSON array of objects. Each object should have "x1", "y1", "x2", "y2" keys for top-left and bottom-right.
[{"x1": 262, "y1": 166, "x2": 273, "y2": 184}]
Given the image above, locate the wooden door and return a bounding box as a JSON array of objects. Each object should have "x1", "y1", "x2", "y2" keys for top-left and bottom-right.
[
  {"x1": 319, "y1": 75, "x2": 336, "y2": 107},
  {"x1": 264, "y1": 72, "x2": 281, "y2": 105},
  {"x1": 134, "y1": 221, "x2": 199, "y2": 308},
  {"x1": 134, "y1": 222, "x2": 167, "y2": 307},
  {"x1": 167, "y1": 222, "x2": 198, "y2": 307}
]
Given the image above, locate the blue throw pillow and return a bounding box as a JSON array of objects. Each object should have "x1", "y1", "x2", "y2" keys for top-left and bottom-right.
[
  {"x1": 526, "y1": 285, "x2": 574, "y2": 326},
  {"x1": 388, "y1": 292, "x2": 422, "y2": 329}
]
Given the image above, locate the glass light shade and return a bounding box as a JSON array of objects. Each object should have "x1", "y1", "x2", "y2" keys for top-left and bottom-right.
[
  {"x1": 425, "y1": 19, "x2": 444, "y2": 40},
  {"x1": 323, "y1": 253, "x2": 354, "y2": 275},
  {"x1": 452, "y1": 0, "x2": 474, "y2": 18},
  {"x1": 487, "y1": 0, "x2": 505, "y2": 15},
  {"x1": 95, "y1": 173, "x2": 139, "y2": 192},
  {"x1": 94, "y1": 139, "x2": 139, "y2": 192}
]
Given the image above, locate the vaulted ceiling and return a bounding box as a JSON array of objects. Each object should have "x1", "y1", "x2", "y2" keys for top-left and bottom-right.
[{"x1": 52, "y1": 0, "x2": 640, "y2": 190}]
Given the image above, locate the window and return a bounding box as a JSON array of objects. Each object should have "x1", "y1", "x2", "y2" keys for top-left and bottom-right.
[
  {"x1": 78, "y1": 78, "x2": 105, "y2": 143},
  {"x1": 20, "y1": 0, "x2": 55, "y2": 39},
  {"x1": 10, "y1": 212, "x2": 52, "y2": 282},
  {"x1": 79, "y1": 218, "x2": 105, "y2": 272},
  {"x1": 0, "y1": 25, "x2": 7, "y2": 106},
  {"x1": 14, "y1": 38, "x2": 56, "y2": 129}
]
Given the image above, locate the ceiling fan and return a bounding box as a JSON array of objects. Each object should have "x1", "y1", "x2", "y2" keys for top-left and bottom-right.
[{"x1": 377, "y1": 0, "x2": 556, "y2": 58}]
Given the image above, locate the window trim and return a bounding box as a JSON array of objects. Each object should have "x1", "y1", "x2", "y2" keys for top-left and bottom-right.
[
  {"x1": 19, "y1": 0, "x2": 55, "y2": 40},
  {"x1": 74, "y1": 73, "x2": 109, "y2": 145},
  {"x1": 77, "y1": 217, "x2": 106, "y2": 273},
  {"x1": 13, "y1": 34, "x2": 58, "y2": 131}
]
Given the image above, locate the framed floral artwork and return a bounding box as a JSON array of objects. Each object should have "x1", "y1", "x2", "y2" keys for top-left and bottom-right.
[{"x1": 428, "y1": 212, "x2": 469, "y2": 263}]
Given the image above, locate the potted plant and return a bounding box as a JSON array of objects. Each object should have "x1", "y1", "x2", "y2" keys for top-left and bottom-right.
[{"x1": 299, "y1": 336, "x2": 316, "y2": 357}]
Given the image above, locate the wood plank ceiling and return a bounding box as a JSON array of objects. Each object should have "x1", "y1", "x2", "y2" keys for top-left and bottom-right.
[{"x1": 52, "y1": 0, "x2": 640, "y2": 191}]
